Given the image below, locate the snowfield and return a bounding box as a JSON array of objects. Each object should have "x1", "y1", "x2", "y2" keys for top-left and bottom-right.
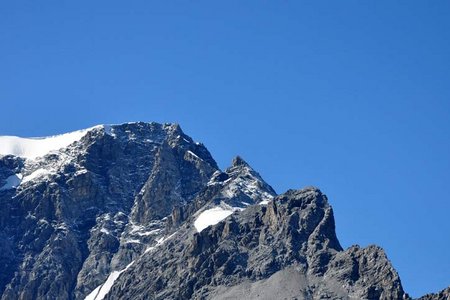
[
  {"x1": 84, "y1": 262, "x2": 134, "y2": 300},
  {"x1": 194, "y1": 207, "x2": 235, "y2": 232},
  {"x1": 0, "y1": 125, "x2": 111, "y2": 159}
]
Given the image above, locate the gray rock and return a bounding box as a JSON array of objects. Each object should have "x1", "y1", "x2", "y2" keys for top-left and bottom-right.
[
  {"x1": 0, "y1": 122, "x2": 447, "y2": 300},
  {"x1": 105, "y1": 187, "x2": 408, "y2": 300},
  {"x1": 0, "y1": 122, "x2": 218, "y2": 299},
  {"x1": 418, "y1": 287, "x2": 450, "y2": 300}
]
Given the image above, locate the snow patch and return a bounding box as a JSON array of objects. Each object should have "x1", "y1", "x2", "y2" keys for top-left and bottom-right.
[
  {"x1": 38, "y1": 219, "x2": 49, "y2": 225},
  {"x1": 185, "y1": 150, "x2": 203, "y2": 162},
  {"x1": 194, "y1": 207, "x2": 234, "y2": 232},
  {"x1": 221, "y1": 175, "x2": 274, "y2": 205},
  {"x1": 102, "y1": 125, "x2": 115, "y2": 137},
  {"x1": 124, "y1": 239, "x2": 141, "y2": 244},
  {"x1": 187, "y1": 150, "x2": 198, "y2": 158},
  {"x1": 22, "y1": 169, "x2": 53, "y2": 183},
  {"x1": 0, "y1": 174, "x2": 23, "y2": 191},
  {"x1": 136, "y1": 229, "x2": 161, "y2": 236},
  {"x1": 100, "y1": 228, "x2": 110, "y2": 235},
  {"x1": 55, "y1": 223, "x2": 68, "y2": 231},
  {"x1": 144, "y1": 232, "x2": 177, "y2": 253},
  {"x1": 0, "y1": 125, "x2": 103, "y2": 159},
  {"x1": 84, "y1": 261, "x2": 134, "y2": 300},
  {"x1": 74, "y1": 169, "x2": 88, "y2": 176},
  {"x1": 129, "y1": 224, "x2": 144, "y2": 234},
  {"x1": 0, "y1": 169, "x2": 54, "y2": 190}
]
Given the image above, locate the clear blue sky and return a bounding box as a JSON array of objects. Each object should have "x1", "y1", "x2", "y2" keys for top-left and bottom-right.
[{"x1": 1, "y1": 1, "x2": 449, "y2": 297}]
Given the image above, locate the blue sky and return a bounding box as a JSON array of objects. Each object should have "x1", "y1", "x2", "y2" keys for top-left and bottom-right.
[{"x1": 1, "y1": 1, "x2": 449, "y2": 297}]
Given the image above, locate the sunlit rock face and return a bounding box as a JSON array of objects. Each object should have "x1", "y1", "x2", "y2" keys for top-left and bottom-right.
[
  {"x1": 0, "y1": 122, "x2": 218, "y2": 300},
  {"x1": 0, "y1": 122, "x2": 445, "y2": 300}
]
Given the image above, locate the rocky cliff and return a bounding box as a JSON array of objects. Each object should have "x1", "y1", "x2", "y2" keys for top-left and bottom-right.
[{"x1": 0, "y1": 122, "x2": 447, "y2": 300}]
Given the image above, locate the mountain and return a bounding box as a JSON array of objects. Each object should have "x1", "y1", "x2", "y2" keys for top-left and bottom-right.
[{"x1": 0, "y1": 122, "x2": 447, "y2": 300}]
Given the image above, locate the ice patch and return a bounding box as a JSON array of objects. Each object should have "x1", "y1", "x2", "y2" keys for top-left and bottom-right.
[
  {"x1": 194, "y1": 207, "x2": 234, "y2": 232},
  {"x1": 0, "y1": 174, "x2": 23, "y2": 191},
  {"x1": 84, "y1": 261, "x2": 134, "y2": 300}
]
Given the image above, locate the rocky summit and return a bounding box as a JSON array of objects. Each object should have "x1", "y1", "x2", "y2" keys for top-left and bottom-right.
[{"x1": 0, "y1": 122, "x2": 448, "y2": 300}]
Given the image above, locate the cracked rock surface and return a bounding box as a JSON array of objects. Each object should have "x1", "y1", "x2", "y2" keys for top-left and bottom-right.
[{"x1": 0, "y1": 122, "x2": 447, "y2": 300}]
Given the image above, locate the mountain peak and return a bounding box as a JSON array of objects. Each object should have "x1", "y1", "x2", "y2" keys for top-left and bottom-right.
[
  {"x1": 0, "y1": 121, "x2": 446, "y2": 300},
  {"x1": 231, "y1": 155, "x2": 249, "y2": 167},
  {"x1": 0, "y1": 122, "x2": 192, "y2": 161}
]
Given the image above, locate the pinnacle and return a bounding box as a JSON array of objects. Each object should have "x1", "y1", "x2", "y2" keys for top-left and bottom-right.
[{"x1": 231, "y1": 155, "x2": 250, "y2": 168}]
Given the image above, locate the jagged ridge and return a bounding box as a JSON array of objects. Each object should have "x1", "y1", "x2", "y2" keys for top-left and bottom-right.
[{"x1": 0, "y1": 122, "x2": 447, "y2": 300}]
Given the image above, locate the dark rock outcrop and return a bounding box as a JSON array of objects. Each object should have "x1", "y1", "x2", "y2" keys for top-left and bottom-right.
[
  {"x1": 418, "y1": 287, "x2": 450, "y2": 300},
  {"x1": 0, "y1": 122, "x2": 217, "y2": 300},
  {"x1": 106, "y1": 187, "x2": 407, "y2": 300},
  {"x1": 0, "y1": 122, "x2": 447, "y2": 300}
]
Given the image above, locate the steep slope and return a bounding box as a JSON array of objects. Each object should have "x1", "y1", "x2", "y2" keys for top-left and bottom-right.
[
  {"x1": 0, "y1": 122, "x2": 218, "y2": 300},
  {"x1": 0, "y1": 122, "x2": 447, "y2": 300},
  {"x1": 105, "y1": 187, "x2": 407, "y2": 300},
  {"x1": 418, "y1": 287, "x2": 450, "y2": 300}
]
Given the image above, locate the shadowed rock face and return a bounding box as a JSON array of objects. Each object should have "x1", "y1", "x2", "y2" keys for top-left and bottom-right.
[{"x1": 0, "y1": 122, "x2": 447, "y2": 300}]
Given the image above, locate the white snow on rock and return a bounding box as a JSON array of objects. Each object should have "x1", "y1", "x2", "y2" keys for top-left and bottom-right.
[
  {"x1": 221, "y1": 175, "x2": 274, "y2": 205},
  {"x1": 186, "y1": 150, "x2": 200, "y2": 160},
  {"x1": 144, "y1": 232, "x2": 177, "y2": 253},
  {"x1": 100, "y1": 228, "x2": 110, "y2": 235},
  {"x1": 84, "y1": 261, "x2": 134, "y2": 300},
  {"x1": 197, "y1": 160, "x2": 276, "y2": 232},
  {"x1": 194, "y1": 207, "x2": 235, "y2": 232},
  {"x1": 0, "y1": 125, "x2": 109, "y2": 159},
  {"x1": 22, "y1": 169, "x2": 53, "y2": 184},
  {"x1": 0, "y1": 168, "x2": 59, "y2": 191},
  {"x1": 102, "y1": 125, "x2": 115, "y2": 137},
  {"x1": 0, "y1": 174, "x2": 23, "y2": 191},
  {"x1": 124, "y1": 239, "x2": 141, "y2": 244},
  {"x1": 136, "y1": 228, "x2": 161, "y2": 236}
]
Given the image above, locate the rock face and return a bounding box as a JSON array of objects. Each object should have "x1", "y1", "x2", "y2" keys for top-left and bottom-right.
[
  {"x1": 0, "y1": 123, "x2": 217, "y2": 300},
  {"x1": 105, "y1": 188, "x2": 406, "y2": 300},
  {"x1": 418, "y1": 287, "x2": 450, "y2": 300},
  {"x1": 0, "y1": 122, "x2": 447, "y2": 300}
]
